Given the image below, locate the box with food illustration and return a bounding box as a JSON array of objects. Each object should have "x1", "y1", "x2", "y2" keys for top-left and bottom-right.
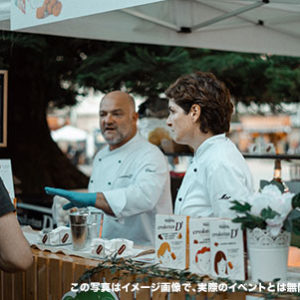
[
  {"x1": 210, "y1": 219, "x2": 246, "y2": 281},
  {"x1": 189, "y1": 217, "x2": 218, "y2": 276},
  {"x1": 155, "y1": 214, "x2": 189, "y2": 270}
]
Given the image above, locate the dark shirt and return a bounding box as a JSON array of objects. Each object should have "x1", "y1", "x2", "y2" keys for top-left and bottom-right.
[{"x1": 0, "y1": 177, "x2": 15, "y2": 217}]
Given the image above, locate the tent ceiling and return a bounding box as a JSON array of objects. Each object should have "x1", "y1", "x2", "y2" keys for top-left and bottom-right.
[{"x1": 0, "y1": 0, "x2": 300, "y2": 56}]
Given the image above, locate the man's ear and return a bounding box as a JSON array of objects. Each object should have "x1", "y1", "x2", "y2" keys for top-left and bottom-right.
[
  {"x1": 132, "y1": 112, "x2": 139, "y2": 121},
  {"x1": 190, "y1": 104, "x2": 201, "y2": 123}
]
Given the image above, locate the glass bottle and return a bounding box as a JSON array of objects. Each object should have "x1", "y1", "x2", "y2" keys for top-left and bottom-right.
[{"x1": 273, "y1": 159, "x2": 289, "y2": 193}]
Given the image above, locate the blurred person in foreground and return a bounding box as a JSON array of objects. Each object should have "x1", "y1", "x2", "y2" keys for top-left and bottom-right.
[
  {"x1": 46, "y1": 91, "x2": 172, "y2": 246},
  {"x1": 165, "y1": 71, "x2": 254, "y2": 217},
  {"x1": 0, "y1": 178, "x2": 33, "y2": 272}
]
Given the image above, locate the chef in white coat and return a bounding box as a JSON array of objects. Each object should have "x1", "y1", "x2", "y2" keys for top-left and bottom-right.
[
  {"x1": 46, "y1": 91, "x2": 172, "y2": 246},
  {"x1": 165, "y1": 71, "x2": 253, "y2": 217}
]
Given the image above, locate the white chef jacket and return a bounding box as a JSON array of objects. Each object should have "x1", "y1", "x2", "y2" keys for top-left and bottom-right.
[
  {"x1": 174, "y1": 134, "x2": 254, "y2": 217},
  {"x1": 88, "y1": 132, "x2": 172, "y2": 246}
]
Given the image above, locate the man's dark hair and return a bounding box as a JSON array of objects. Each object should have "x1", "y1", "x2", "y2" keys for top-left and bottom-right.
[{"x1": 165, "y1": 71, "x2": 233, "y2": 134}]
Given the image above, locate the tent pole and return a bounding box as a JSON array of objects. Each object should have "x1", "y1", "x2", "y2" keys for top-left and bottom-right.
[
  {"x1": 122, "y1": 8, "x2": 179, "y2": 31},
  {"x1": 192, "y1": 0, "x2": 268, "y2": 31}
]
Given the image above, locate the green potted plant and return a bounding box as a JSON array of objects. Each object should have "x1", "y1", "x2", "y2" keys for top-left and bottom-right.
[{"x1": 230, "y1": 180, "x2": 300, "y2": 282}]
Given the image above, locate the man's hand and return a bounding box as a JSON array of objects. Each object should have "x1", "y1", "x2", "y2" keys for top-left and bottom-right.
[{"x1": 45, "y1": 187, "x2": 97, "y2": 210}]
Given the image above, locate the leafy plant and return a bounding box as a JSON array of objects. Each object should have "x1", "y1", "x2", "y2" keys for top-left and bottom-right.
[
  {"x1": 230, "y1": 181, "x2": 300, "y2": 236},
  {"x1": 76, "y1": 256, "x2": 300, "y2": 299}
]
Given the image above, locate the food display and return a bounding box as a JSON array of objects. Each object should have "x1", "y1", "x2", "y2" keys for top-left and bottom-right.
[
  {"x1": 39, "y1": 226, "x2": 71, "y2": 246},
  {"x1": 90, "y1": 238, "x2": 134, "y2": 258}
]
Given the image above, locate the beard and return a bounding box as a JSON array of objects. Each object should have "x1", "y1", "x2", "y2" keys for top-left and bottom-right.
[{"x1": 101, "y1": 126, "x2": 128, "y2": 146}]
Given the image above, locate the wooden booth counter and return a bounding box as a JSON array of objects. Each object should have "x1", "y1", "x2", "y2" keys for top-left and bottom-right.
[
  {"x1": 0, "y1": 248, "x2": 100, "y2": 300},
  {"x1": 1, "y1": 248, "x2": 300, "y2": 300}
]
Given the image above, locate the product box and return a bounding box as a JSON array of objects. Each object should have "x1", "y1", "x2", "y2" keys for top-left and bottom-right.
[
  {"x1": 210, "y1": 219, "x2": 246, "y2": 281},
  {"x1": 155, "y1": 214, "x2": 189, "y2": 270},
  {"x1": 189, "y1": 218, "x2": 218, "y2": 276}
]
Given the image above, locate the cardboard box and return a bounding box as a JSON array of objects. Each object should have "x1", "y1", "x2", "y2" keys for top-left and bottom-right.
[
  {"x1": 210, "y1": 219, "x2": 246, "y2": 280},
  {"x1": 155, "y1": 214, "x2": 189, "y2": 270},
  {"x1": 189, "y1": 218, "x2": 217, "y2": 276}
]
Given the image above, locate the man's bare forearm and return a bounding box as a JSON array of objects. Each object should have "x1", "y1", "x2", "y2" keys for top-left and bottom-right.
[
  {"x1": 95, "y1": 192, "x2": 115, "y2": 216},
  {"x1": 0, "y1": 212, "x2": 33, "y2": 272}
]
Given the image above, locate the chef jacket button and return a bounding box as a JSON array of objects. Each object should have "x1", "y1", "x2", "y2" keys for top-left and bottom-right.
[
  {"x1": 98, "y1": 158, "x2": 102, "y2": 162},
  {"x1": 90, "y1": 180, "x2": 93, "y2": 183},
  {"x1": 108, "y1": 182, "x2": 111, "y2": 185},
  {"x1": 193, "y1": 168, "x2": 197, "y2": 172},
  {"x1": 118, "y1": 160, "x2": 121, "y2": 163},
  {"x1": 178, "y1": 197, "x2": 182, "y2": 202}
]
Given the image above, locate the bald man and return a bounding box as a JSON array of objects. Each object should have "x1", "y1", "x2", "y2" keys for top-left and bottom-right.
[{"x1": 46, "y1": 91, "x2": 172, "y2": 246}]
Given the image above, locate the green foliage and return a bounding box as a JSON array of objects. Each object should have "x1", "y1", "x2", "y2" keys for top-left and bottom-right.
[
  {"x1": 284, "y1": 209, "x2": 300, "y2": 235},
  {"x1": 76, "y1": 256, "x2": 300, "y2": 299},
  {"x1": 292, "y1": 192, "x2": 300, "y2": 209},
  {"x1": 231, "y1": 205, "x2": 280, "y2": 231},
  {"x1": 230, "y1": 200, "x2": 251, "y2": 213},
  {"x1": 284, "y1": 194, "x2": 300, "y2": 236},
  {"x1": 0, "y1": 31, "x2": 87, "y2": 108},
  {"x1": 230, "y1": 189, "x2": 280, "y2": 231},
  {"x1": 231, "y1": 181, "x2": 300, "y2": 235},
  {"x1": 1, "y1": 30, "x2": 300, "y2": 110},
  {"x1": 231, "y1": 213, "x2": 266, "y2": 230},
  {"x1": 75, "y1": 45, "x2": 192, "y2": 97},
  {"x1": 229, "y1": 200, "x2": 267, "y2": 230},
  {"x1": 260, "y1": 206, "x2": 280, "y2": 220},
  {"x1": 64, "y1": 291, "x2": 116, "y2": 300},
  {"x1": 190, "y1": 50, "x2": 300, "y2": 108}
]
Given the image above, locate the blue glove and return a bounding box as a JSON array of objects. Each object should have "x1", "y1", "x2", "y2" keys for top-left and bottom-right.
[{"x1": 45, "y1": 187, "x2": 97, "y2": 210}]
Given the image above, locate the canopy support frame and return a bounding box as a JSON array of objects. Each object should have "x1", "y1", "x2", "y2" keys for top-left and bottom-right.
[
  {"x1": 122, "y1": 0, "x2": 270, "y2": 33},
  {"x1": 192, "y1": 0, "x2": 269, "y2": 31},
  {"x1": 122, "y1": 8, "x2": 180, "y2": 31}
]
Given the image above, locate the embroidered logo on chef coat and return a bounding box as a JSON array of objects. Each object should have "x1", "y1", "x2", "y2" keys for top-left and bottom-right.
[
  {"x1": 220, "y1": 194, "x2": 231, "y2": 200},
  {"x1": 118, "y1": 174, "x2": 133, "y2": 179},
  {"x1": 145, "y1": 168, "x2": 156, "y2": 173}
]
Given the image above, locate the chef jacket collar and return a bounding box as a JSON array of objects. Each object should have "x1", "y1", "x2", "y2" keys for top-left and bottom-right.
[{"x1": 194, "y1": 133, "x2": 226, "y2": 159}]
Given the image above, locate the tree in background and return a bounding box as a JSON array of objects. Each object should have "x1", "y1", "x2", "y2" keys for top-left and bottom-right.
[
  {"x1": 73, "y1": 45, "x2": 193, "y2": 117},
  {"x1": 0, "y1": 30, "x2": 300, "y2": 199},
  {"x1": 0, "y1": 32, "x2": 92, "y2": 198},
  {"x1": 191, "y1": 51, "x2": 300, "y2": 110},
  {"x1": 76, "y1": 46, "x2": 300, "y2": 113},
  {"x1": 0, "y1": 32, "x2": 192, "y2": 198}
]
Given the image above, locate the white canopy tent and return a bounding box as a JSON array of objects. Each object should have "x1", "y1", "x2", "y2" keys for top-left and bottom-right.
[
  {"x1": 0, "y1": 0, "x2": 300, "y2": 57},
  {"x1": 51, "y1": 125, "x2": 87, "y2": 142}
]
